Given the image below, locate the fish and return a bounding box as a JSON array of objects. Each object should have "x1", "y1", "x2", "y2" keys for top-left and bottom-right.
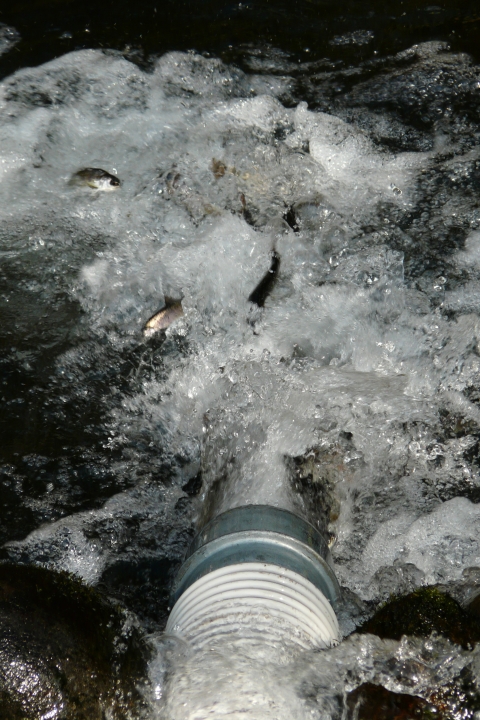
[
  {"x1": 211, "y1": 158, "x2": 227, "y2": 179},
  {"x1": 69, "y1": 168, "x2": 121, "y2": 191},
  {"x1": 163, "y1": 169, "x2": 181, "y2": 194},
  {"x1": 143, "y1": 297, "x2": 184, "y2": 337},
  {"x1": 248, "y1": 250, "x2": 280, "y2": 307},
  {"x1": 327, "y1": 532, "x2": 337, "y2": 549}
]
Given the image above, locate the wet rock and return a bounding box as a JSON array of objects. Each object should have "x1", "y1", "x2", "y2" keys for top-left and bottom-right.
[
  {"x1": 359, "y1": 587, "x2": 480, "y2": 649},
  {"x1": 99, "y1": 556, "x2": 180, "y2": 631},
  {"x1": 467, "y1": 591, "x2": 480, "y2": 621},
  {"x1": 0, "y1": 563, "x2": 150, "y2": 719},
  {"x1": 428, "y1": 667, "x2": 480, "y2": 720},
  {"x1": 285, "y1": 433, "x2": 362, "y2": 532},
  {"x1": 346, "y1": 682, "x2": 436, "y2": 720},
  {"x1": 436, "y1": 567, "x2": 480, "y2": 607},
  {"x1": 439, "y1": 409, "x2": 480, "y2": 440},
  {"x1": 335, "y1": 586, "x2": 371, "y2": 637}
]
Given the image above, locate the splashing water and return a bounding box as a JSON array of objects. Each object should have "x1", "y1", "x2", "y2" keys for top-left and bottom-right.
[{"x1": 2, "y1": 40, "x2": 480, "y2": 717}]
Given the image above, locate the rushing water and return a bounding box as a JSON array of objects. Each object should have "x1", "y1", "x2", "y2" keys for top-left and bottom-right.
[{"x1": 3, "y1": 13, "x2": 480, "y2": 718}]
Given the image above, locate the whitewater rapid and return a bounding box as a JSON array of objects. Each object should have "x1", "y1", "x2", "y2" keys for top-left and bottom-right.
[{"x1": 2, "y1": 40, "x2": 480, "y2": 717}]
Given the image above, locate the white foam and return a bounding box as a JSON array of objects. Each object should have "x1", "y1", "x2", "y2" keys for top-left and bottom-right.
[
  {"x1": 288, "y1": 102, "x2": 427, "y2": 213},
  {"x1": 361, "y1": 497, "x2": 480, "y2": 597}
]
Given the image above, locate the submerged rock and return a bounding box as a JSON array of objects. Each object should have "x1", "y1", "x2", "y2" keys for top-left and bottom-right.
[
  {"x1": 428, "y1": 667, "x2": 480, "y2": 720},
  {"x1": 346, "y1": 672, "x2": 480, "y2": 720},
  {"x1": 285, "y1": 433, "x2": 359, "y2": 532},
  {"x1": 0, "y1": 563, "x2": 150, "y2": 720},
  {"x1": 346, "y1": 682, "x2": 436, "y2": 720},
  {"x1": 359, "y1": 587, "x2": 480, "y2": 649}
]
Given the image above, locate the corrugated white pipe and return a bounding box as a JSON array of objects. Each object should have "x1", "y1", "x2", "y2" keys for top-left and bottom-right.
[
  {"x1": 166, "y1": 506, "x2": 340, "y2": 652},
  {"x1": 166, "y1": 562, "x2": 339, "y2": 650}
]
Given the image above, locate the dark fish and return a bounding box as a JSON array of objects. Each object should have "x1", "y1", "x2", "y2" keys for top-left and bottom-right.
[
  {"x1": 164, "y1": 169, "x2": 181, "y2": 194},
  {"x1": 143, "y1": 297, "x2": 183, "y2": 337},
  {"x1": 282, "y1": 205, "x2": 299, "y2": 233},
  {"x1": 248, "y1": 250, "x2": 280, "y2": 307},
  {"x1": 69, "y1": 168, "x2": 121, "y2": 191},
  {"x1": 211, "y1": 158, "x2": 226, "y2": 179}
]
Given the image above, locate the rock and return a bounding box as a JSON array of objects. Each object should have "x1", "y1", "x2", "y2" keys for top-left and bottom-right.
[
  {"x1": 345, "y1": 682, "x2": 437, "y2": 720},
  {"x1": 359, "y1": 586, "x2": 480, "y2": 649},
  {"x1": 428, "y1": 668, "x2": 480, "y2": 720},
  {"x1": 0, "y1": 563, "x2": 150, "y2": 719}
]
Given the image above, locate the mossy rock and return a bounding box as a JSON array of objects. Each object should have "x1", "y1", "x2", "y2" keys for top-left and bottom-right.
[
  {"x1": 359, "y1": 587, "x2": 480, "y2": 649},
  {"x1": 0, "y1": 563, "x2": 151, "y2": 720},
  {"x1": 465, "y1": 591, "x2": 480, "y2": 619}
]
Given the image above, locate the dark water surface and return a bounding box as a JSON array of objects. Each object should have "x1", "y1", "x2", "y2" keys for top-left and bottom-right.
[{"x1": 1, "y1": 0, "x2": 480, "y2": 79}]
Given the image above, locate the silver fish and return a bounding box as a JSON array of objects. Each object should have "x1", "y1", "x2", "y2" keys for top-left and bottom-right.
[
  {"x1": 69, "y1": 168, "x2": 121, "y2": 191},
  {"x1": 143, "y1": 297, "x2": 183, "y2": 337},
  {"x1": 327, "y1": 532, "x2": 337, "y2": 549}
]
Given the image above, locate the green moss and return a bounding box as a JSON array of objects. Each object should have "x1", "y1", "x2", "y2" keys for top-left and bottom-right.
[{"x1": 359, "y1": 587, "x2": 480, "y2": 649}]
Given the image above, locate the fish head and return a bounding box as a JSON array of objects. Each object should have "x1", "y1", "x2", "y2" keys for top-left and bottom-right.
[{"x1": 89, "y1": 174, "x2": 121, "y2": 191}]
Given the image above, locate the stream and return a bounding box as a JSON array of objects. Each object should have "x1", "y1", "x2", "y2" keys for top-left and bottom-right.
[{"x1": 2, "y1": 8, "x2": 480, "y2": 718}]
